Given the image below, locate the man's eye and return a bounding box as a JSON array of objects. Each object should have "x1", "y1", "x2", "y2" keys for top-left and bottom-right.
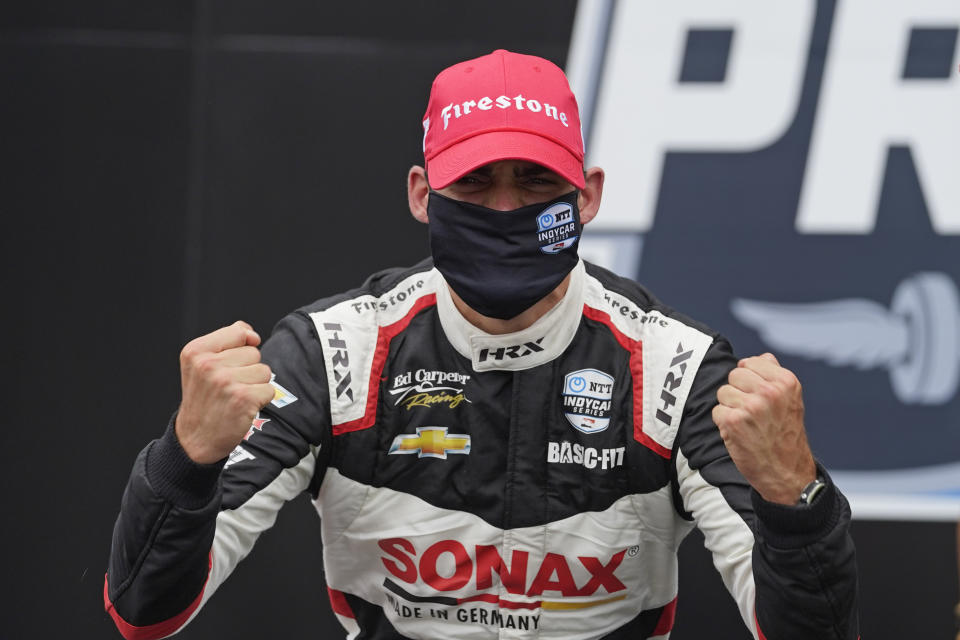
[{"x1": 524, "y1": 176, "x2": 558, "y2": 187}]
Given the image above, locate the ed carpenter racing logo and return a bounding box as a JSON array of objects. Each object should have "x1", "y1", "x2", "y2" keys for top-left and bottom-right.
[{"x1": 390, "y1": 369, "x2": 472, "y2": 411}]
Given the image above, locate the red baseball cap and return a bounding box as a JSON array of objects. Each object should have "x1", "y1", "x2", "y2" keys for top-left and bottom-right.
[{"x1": 422, "y1": 49, "x2": 585, "y2": 190}]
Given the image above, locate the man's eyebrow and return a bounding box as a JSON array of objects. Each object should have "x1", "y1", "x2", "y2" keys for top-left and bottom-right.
[
  {"x1": 462, "y1": 163, "x2": 554, "y2": 178},
  {"x1": 514, "y1": 164, "x2": 553, "y2": 177}
]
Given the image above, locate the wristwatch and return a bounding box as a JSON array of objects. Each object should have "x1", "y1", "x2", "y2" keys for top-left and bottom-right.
[{"x1": 797, "y1": 477, "x2": 826, "y2": 505}]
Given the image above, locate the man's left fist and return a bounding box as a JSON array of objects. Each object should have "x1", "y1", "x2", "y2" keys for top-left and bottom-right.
[{"x1": 712, "y1": 352, "x2": 817, "y2": 505}]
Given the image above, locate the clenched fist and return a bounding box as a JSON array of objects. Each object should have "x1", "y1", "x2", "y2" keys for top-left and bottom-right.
[
  {"x1": 712, "y1": 353, "x2": 817, "y2": 505},
  {"x1": 175, "y1": 320, "x2": 275, "y2": 464}
]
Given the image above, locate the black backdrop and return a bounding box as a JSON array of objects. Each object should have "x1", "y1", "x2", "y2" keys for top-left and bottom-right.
[{"x1": 2, "y1": 2, "x2": 955, "y2": 638}]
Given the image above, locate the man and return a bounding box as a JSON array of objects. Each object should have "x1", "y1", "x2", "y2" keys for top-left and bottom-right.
[{"x1": 105, "y1": 50, "x2": 858, "y2": 639}]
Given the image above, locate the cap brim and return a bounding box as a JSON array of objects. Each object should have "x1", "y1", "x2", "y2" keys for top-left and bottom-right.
[{"x1": 426, "y1": 130, "x2": 585, "y2": 190}]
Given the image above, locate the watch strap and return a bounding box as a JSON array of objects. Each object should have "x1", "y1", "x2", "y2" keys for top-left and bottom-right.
[{"x1": 798, "y1": 476, "x2": 826, "y2": 505}]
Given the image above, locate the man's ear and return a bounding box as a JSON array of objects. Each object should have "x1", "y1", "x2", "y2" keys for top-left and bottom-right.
[
  {"x1": 408, "y1": 166, "x2": 430, "y2": 224},
  {"x1": 578, "y1": 167, "x2": 605, "y2": 225}
]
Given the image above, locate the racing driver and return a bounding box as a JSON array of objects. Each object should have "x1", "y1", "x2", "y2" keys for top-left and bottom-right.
[{"x1": 105, "y1": 49, "x2": 859, "y2": 639}]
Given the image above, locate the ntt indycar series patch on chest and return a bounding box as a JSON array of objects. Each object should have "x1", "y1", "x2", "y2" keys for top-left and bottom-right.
[
  {"x1": 537, "y1": 201, "x2": 578, "y2": 254},
  {"x1": 562, "y1": 368, "x2": 615, "y2": 433}
]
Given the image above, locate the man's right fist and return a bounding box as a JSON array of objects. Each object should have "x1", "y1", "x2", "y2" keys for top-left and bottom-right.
[{"x1": 174, "y1": 320, "x2": 275, "y2": 464}]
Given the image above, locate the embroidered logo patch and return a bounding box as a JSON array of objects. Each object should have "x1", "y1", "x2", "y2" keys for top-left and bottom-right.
[
  {"x1": 270, "y1": 374, "x2": 298, "y2": 408},
  {"x1": 388, "y1": 427, "x2": 471, "y2": 459},
  {"x1": 243, "y1": 412, "x2": 270, "y2": 441},
  {"x1": 389, "y1": 369, "x2": 471, "y2": 411},
  {"x1": 562, "y1": 369, "x2": 614, "y2": 434}
]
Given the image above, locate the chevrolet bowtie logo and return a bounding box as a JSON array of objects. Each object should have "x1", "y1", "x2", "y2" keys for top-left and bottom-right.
[{"x1": 388, "y1": 427, "x2": 471, "y2": 459}]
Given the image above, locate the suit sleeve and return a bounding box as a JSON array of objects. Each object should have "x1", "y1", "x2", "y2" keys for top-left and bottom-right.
[
  {"x1": 673, "y1": 336, "x2": 859, "y2": 640},
  {"x1": 104, "y1": 311, "x2": 332, "y2": 639}
]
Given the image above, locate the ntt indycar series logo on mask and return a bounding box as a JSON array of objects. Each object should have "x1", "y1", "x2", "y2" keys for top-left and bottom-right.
[{"x1": 537, "y1": 202, "x2": 578, "y2": 254}]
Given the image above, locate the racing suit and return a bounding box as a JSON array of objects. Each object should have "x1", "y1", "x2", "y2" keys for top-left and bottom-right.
[{"x1": 105, "y1": 259, "x2": 859, "y2": 639}]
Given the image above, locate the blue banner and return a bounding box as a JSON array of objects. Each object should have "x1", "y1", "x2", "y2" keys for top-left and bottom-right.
[{"x1": 569, "y1": 0, "x2": 960, "y2": 520}]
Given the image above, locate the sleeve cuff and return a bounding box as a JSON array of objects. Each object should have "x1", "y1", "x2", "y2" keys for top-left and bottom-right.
[
  {"x1": 751, "y1": 463, "x2": 841, "y2": 549},
  {"x1": 145, "y1": 412, "x2": 226, "y2": 510}
]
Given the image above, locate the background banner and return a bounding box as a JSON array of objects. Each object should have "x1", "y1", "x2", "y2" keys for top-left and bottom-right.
[{"x1": 568, "y1": 0, "x2": 960, "y2": 521}]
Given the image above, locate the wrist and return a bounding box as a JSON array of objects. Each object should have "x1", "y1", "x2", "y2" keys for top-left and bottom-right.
[
  {"x1": 757, "y1": 475, "x2": 817, "y2": 506},
  {"x1": 756, "y1": 457, "x2": 817, "y2": 506},
  {"x1": 751, "y1": 463, "x2": 844, "y2": 548},
  {"x1": 175, "y1": 411, "x2": 229, "y2": 464}
]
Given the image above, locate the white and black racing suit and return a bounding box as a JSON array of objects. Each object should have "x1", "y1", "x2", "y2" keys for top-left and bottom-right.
[{"x1": 105, "y1": 259, "x2": 859, "y2": 639}]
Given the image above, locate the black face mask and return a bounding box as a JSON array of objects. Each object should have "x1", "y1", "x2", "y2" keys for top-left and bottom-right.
[{"x1": 427, "y1": 190, "x2": 582, "y2": 320}]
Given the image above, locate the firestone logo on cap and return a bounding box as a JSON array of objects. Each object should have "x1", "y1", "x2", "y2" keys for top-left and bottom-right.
[
  {"x1": 437, "y1": 94, "x2": 572, "y2": 131},
  {"x1": 422, "y1": 49, "x2": 585, "y2": 190}
]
